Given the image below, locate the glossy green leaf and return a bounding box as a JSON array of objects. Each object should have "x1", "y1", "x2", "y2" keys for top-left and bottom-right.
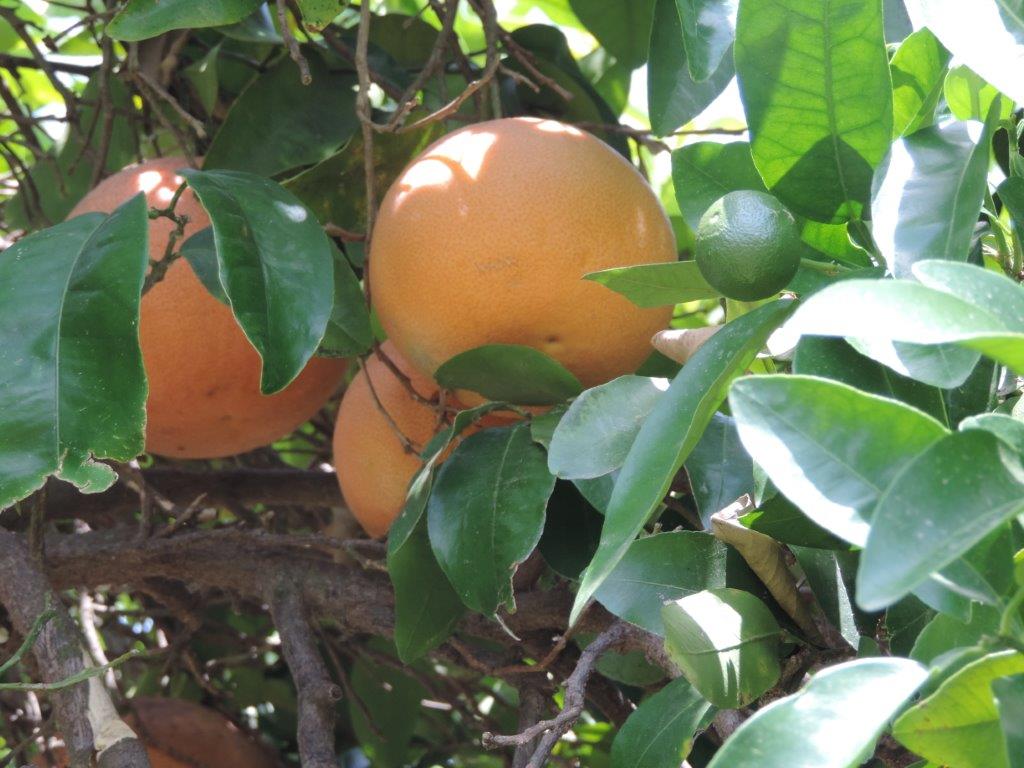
[
  {"x1": 994, "y1": 675, "x2": 1024, "y2": 768},
  {"x1": 735, "y1": 0, "x2": 893, "y2": 222},
  {"x1": 671, "y1": 141, "x2": 767, "y2": 230},
  {"x1": 204, "y1": 54, "x2": 358, "y2": 178},
  {"x1": 585, "y1": 261, "x2": 720, "y2": 307},
  {"x1": 570, "y1": 0, "x2": 656, "y2": 68},
  {"x1": 179, "y1": 227, "x2": 228, "y2": 304},
  {"x1": 707, "y1": 658, "x2": 928, "y2": 768},
  {"x1": 295, "y1": 0, "x2": 343, "y2": 30},
  {"x1": 871, "y1": 116, "x2": 996, "y2": 277},
  {"x1": 741, "y1": 494, "x2": 849, "y2": 550},
  {"x1": 0, "y1": 197, "x2": 148, "y2": 509},
  {"x1": 285, "y1": 124, "x2": 443, "y2": 232},
  {"x1": 662, "y1": 587, "x2": 780, "y2": 708},
  {"x1": 435, "y1": 344, "x2": 583, "y2": 406},
  {"x1": 791, "y1": 547, "x2": 860, "y2": 648},
  {"x1": 945, "y1": 65, "x2": 1011, "y2": 121},
  {"x1": 890, "y1": 28, "x2": 951, "y2": 136},
  {"x1": 570, "y1": 300, "x2": 796, "y2": 624},
  {"x1": 676, "y1": 0, "x2": 737, "y2": 82},
  {"x1": 320, "y1": 246, "x2": 373, "y2": 358},
  {"x1": 180, "y1": 169, "x2": 333, "y2": 394},
  {"x1": 962, "y1": 413, "x2": 1024, "y2": 453},
  {"x1": 387, "y1": 516, "x2": 465, "y2": 663},
  {"x1": 183, "y1": 43, "x2": 220, "y2": 116},
  {"x1": 427, "y1": 425, "x2": 555, "y2": 615},
  {"x1": 549, "y1": 376, "x2": 666, "y2": 479},
  {"x1": 648, "y1": 0, "x2": 735, "y2": 136},
  {"x1": 729, "y1": 375, "x2": 948, "y2": 546},
  {"x1": 107, "y1": 0, "x2": 263, "y2": 40},
  {"x1": 610, "y1": 676, "x2": 713, "y2": 768},
  {"x1": 858, "y1": 430, "x2": 1024, "y2": 610},
  {"x1": 903, "y1": 0, "x2": 1024, "y2": 107},
  {"x1": 894, "y1": 650, "x2": 1024, "y2": 768},
  {"x1": 595, "y1": 531, "x2": 727, "y2": 635},
  {"x1": 685, "y1": 413, "x2": 754, "y2": 527}
]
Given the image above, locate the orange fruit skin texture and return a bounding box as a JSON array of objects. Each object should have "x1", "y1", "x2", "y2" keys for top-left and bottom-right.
[
  {"x1": 34, "y1": 697, "x2": 278, "y2": 768},
  {"x1": 68, "y1": 157, "x2": 346, "y2": 459},
  {"x1": 333, "y1": 341, "x2": 443, "y2": 538},
  {"x1": 370, "y1": 117, "x2": 676, "y2": 393}
]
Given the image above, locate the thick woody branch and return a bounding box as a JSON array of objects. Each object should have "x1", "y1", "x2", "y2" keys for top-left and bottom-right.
[
  {"x1": 0, "y1": 531, "x2": 150, "y2": 768},
  {"x1": 271, "y1": 588, "x2": 342, "y2": 768}
]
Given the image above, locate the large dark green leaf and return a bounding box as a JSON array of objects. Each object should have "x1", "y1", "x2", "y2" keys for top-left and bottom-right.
[
  {"x1": 204, "y1": 54, "x2": 358, "y2": 178},
  {"x1": 857, "y1": 430, "x2": 1024, "y2": 610},
  {"x1": 0, "y1": 197, "x2": 148, "y2": 509},
  {"x1": 994, "y1": 675, "x2": 1024, "y2": 768},
  {"x1": 548, "y1": 376, "x2": 666, "y2": 479},
  {"x1": 594, "y1": 531, "x2": 727, "y2": 635},
  {"x1": 871, "y1": 115, "x2": 996, "y2": 277},
  {"x1": 735, "y1": 0, "x2": 893, "y2": 222},
  {"x1": 890, "y1": 28, "x2": 951, "y2": 136},
  {"x1": 107, "y1": 0, "x2": 263, "y2": 40},
  {"x1": 894, "y1": 650, "x2": 1024, "y2": 768},
  {"x1": 610, "y1": 676, "x2": 713, "y2": 768},
  {"x1": 671, "y1": 141, "x2": 767, "y2": 230},
  {"x1": 707, "y1": 658, "x2": 927, "y2": 768},
  {"x1": 729, "y1": 375, "x2": 948, "y2": 546},
  {"x1": 180, "y1": 227, "x2": 228, "y2": 304},
  {"x1": 663, "y1": 587, "x2": 780, "y2": 708},
  {"x1": 180, "y1": 169, "x2": 334, "y2": 394},
  {"x1": 648, "y1": 0, "x2": 735, "y2": 136},
  {"x1": 585, "y1": 261, "x2": 720, "y2": 307},
  {"x1": 570, "y1": 0, "x2": 656, "y2": 68},
  {"x1": 903, "y1": 0, "x2": 1024, "y2": 106},
  {"x1": 676, "y1": 0, "x2": 737, "y2": 82},
  {"x1": 685, "y1": 412, "x2": 754, "y2": 527},
  {"x1": 427, "y1": 425, "x2": 555, "y2": 615},
  {"x1": 435, "y1": 345, "x2": 583, "y2": 406},
  {"x1": 387, "y1": 516, "x2": 465, "y2": 663},
  {"x1": 570, "y1": 300, "x2": 795, "y2": 623}
]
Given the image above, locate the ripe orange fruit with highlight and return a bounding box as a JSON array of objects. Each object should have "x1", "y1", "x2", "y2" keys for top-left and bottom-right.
[
  {"x1": 34, "y1": 697, "x2": 278, "y2": 768},
  {"x1": 333, "y1": 341, "x2": 446, "y2": 538},
  {"x1": 369, "y1": 117, "x2": 676, "y2": 393},
  {"x1": 69, "y1": 157, "x2": 346, "y2": 458}
]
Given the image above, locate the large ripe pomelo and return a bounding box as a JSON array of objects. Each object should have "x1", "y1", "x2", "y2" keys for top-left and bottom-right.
[
  {"x1": 69, "y1": 157, "x2": 346, "y2": 458},
  {"x1": 332, "y1": 341, "x2": 445, "y2": 538},
  {"x1": 369, "y1": 117, "x2": 675, "y2": 393}
]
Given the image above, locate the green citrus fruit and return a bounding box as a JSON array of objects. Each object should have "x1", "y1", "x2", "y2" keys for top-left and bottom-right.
[{"x1": 694, "y1": 190, "x2": 801, "y2": 301}]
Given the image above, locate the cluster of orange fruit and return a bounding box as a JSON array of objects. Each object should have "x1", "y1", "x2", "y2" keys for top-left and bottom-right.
[{"x1": 73, "y1": 118, "x2": 676, "y2": 538}]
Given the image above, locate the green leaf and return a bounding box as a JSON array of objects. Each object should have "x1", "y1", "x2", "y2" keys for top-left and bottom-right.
[
  {"x1": 539, "y1": 481, "x2": 604, "y2": 579},
  {"x1": 675, "y1": 0, "x2": 737, "y2": 82},
  {"x1": 783, "y1": 270, "x2": 1024, "y2": 382},
  {"x1": 594, "y1": 531, "x2": 728, "y2": 635},
  {"x1": 945, "y1": 65, "x2": 1011, "y2": 122},
  {"x1": 729, "y1": 375, "x2": 948, "y2": 546},
  {"x1": 993, "y1": 675, "x2": 1024, "y2": 768},
  {"x1": 434, "y1": 345, "x2": 583, "y2": 406},
  {"x1": 585, "y1": 261, "x2": 720, "y2": 307},
  {"x1": 179, "y1": 169, "x2": 334, "y2": 394},
  {"x1": 790, "y1": 547, "x2": 861, "y2": 648},
  {"x1": 685, "y1": 412, "x2": 755, "y2": 527},
  {"x1": 707, "y1": 658, "x2": 928, "y2": 768},
  {"x1": 427, "y1": 425, "x2": 555, "y2": 615},
  {"x1": 662, "y1": 587, "x2": 780, "y2": 708},
  {"x1": 671, "y1": 141, "x2": 767, "y2": 230},
  {"x1": 910, "y1": 605, "x2": 1000, "y2": 664},
  {"x1": 179, "y1": 227, "x2": 228, "y2": 305},
  {"x1": 735, "y1": 0, "x2": 893, "y2": 222},
  {"x1": 349, "y1": 653, "x2": 427, "y2": 768},
  {"x1": 183, "y1": 43, "x2": 221, "y2": 116},
  {"x1": 999, "y1": 177, "x2": 1024, "y2": 242},
  {"x1": 610, "y1": 676, "x2": 714, "y2": 768},
  {"x1": 570, "y1": 300, "x2": 796, "y2": 623},
  {"x1": 549, "y1": 376, "x2": 666, "y2": 479},
  {"x1": 107, "y1": 0, "x2": 263, "y2": 40},
  {"x1": 387, "y1": 516, "x2": 465, "y2": 663},
  {"x1": 285, "y1": 124, "x2": 443, "y2": 232},
  {"x1": 570, "y1": 0, "x2": 656, "y2": 68},
  {"x1": 295, "y1": 0, "x2": 343, "y2": 30},
  {"x1": 0, "y1": 197, "x2": 149, "y2": 509},
  {"x1": 871, "y1": 116, "x2": 996, "y2": 278},
  {"x1": 204, "y1": 54, "x2": 358, "y2": 178},
  {"x1": 857, "y1": 430, "x2": 1024, "y2": 610},
  {"x1": 903, "y1": 0, "x2": 1024, "y2": 107},
  {"x1": 742, "y1": 494, "x2": 849, "y2": 550},
  {"x1": 890, "y1": 28, "x2": 951, "y2": 136},
  {"x1": 320, "y1": 246, "x2": 373, "y2": 358},
  {"x1": 647, "y1": 0, "x2": 735, "y2": 136},
  {"x1": 894, "y1": 650, "x2": 1024, "y2": 768}
]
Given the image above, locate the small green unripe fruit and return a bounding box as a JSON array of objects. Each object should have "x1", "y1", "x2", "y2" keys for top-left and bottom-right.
[{"x1": 694, "y1": 190, "x2": 802, "y2": 301}]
